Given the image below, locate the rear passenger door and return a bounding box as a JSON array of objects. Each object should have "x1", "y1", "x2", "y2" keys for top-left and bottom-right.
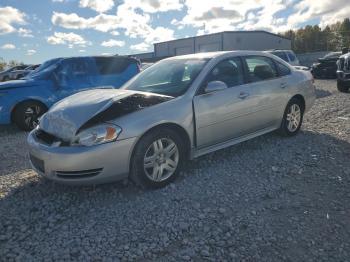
[
  {"x1": 92, "y1": 57, "x2": 139, "y2": 88},
  {"x1": 242, "y1": 56, "x2": 290, "y2": 129}
]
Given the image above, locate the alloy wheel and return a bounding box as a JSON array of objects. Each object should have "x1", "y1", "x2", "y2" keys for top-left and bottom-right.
[
  {"x1": 286, "y1": 104, "x2": 301, "y2": 132},
  {"x1": 143, "y1": 138, "x2": 179, "y2": 182},
  {"x1": 24, "y1": 105, "x2": 41, "y2": 129}
]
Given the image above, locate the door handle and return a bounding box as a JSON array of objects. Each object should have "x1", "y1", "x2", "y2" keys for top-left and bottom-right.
[
  {"x1": 280, "y1": 82, "x2": 287, "y2": 88},
  {"x1": 238, "y1": 92, "x2": 249, "y2": 99}
]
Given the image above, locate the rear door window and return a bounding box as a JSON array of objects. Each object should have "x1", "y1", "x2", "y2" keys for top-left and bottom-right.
[
  {"x1": 95, "y1": 57, "x2": 137, "y2": 75},
  {"x1": 243, "y1": 56, "x2": 278, "y2": 82}
]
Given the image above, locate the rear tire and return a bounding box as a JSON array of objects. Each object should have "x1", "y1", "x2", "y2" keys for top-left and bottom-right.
[
  {"x1": 3, "y1": 76, "x2": 9, "y2": 82},
  {"x1": 278, "y1": 98, "x2": 304, "y2": 137},
  {"x1": 13, "y1": 101, "x2": 47, "y2": 131},
  {"x1": 130, "y1": 128, "x2": 185, "y2": 189},
  {"x1": 337, "y1": 81, "x2": 350, "y2": 93}
]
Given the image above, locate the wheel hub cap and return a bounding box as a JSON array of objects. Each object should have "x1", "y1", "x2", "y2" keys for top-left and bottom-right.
[
  {"x1": 286, "y1": 104, "x2": 301, "y2": 132},
  {"x1": 144, "y1": 138, "x2": 179, "y2": 182}
]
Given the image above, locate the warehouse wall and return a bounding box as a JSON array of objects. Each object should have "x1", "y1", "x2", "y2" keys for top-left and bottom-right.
[
  {"x1": 154, "y1": 31, "x2": 292, "y2": 57},
  {"x1": 223, "y1": 32, "x2": 291, "y2": 51}
]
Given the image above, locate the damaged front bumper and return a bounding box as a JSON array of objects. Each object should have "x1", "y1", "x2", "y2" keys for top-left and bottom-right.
[{"x1": 27, "y1": 129, "x2": 137, "y2": 185}]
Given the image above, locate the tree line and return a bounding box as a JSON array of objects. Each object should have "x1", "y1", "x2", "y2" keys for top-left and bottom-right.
[
  {"x1": 281, "y1": 18, "x2": 350, "y2": 54},
  {"x1": 0, "y1": 57, "x2": 24, "y2": 71}
]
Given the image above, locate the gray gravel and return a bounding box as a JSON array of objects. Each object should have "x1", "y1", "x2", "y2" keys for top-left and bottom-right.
[{"x1": 1, "y1": 79, "x2": 350, "y2": 261}]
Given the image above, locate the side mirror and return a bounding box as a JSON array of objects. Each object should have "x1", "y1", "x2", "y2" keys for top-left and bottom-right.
[{"x1": 204, "y1": 81, "x2": 228, "y2": 94}]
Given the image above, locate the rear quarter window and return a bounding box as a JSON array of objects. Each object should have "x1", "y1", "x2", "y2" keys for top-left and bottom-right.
[{"x1": 95, "y1": 57, "x2": 138, "y2": 75}]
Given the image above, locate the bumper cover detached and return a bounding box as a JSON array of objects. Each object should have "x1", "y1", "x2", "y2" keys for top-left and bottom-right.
[{"x1": 27, "y1": 130, "x2": 137, "y2": 185}]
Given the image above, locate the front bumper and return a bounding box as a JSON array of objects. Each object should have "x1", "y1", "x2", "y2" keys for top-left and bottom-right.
[
  {"x1": 337, "y1": 71, "x2": 350, "y2": 83},
  {"x1": 27, "y1": 130, "x2": 137, "y2": 185}
]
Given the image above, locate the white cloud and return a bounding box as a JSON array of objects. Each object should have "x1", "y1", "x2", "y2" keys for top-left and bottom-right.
[
  {"x1": 101, "y1": 52, "x2": 112, "y2": 55},
  {"x1": 52, "y1": 12, "x2": 120, "y2": 32},
  {"x1": 130, "y1": 42, "x2": 151, "y2": 52},
  {"x1": 122, "y1": 0, "x2": 183, "y2": 13},
  {"x1": 101, "y1": 39, "x2": 125, "y2": 47},
  {"x1": 1, "y1": 44, "x2": 16, "y2": 49},
  {"x1": 110, "y1": 30, "x2": 120, "y2": 36},
  {"x1": 26, "y1": 49, "x2": 36, "y2": 56},
  {"x1": 287, "y1": 0, "x2": 350, "y2": 29},
  {"x1": 47, "y1": 32, "x2": 88, "y2": 47},
  {"x1": 18, "y1": 27, "x2": 33, "y2": 37},
  {"x1": 52, "y1": 4, "x2": 175, "y2": 45},
  {"x1": 79, "y1": 49, "x2": 86, "y2": 52},
  {"x1": 79, "y1": 0, "x2": 115, "y2": 13},
  {"x1": 0, "y1": 6, "x2": 26, "y2": 35},
  {"x1": 178, "y1": 0, "x2": 350, "y2": 34}
]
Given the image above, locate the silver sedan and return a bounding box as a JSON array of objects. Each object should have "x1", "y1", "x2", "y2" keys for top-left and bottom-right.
[{"x1": 28, "y1": 51, "x2": 316, "y2": 188}]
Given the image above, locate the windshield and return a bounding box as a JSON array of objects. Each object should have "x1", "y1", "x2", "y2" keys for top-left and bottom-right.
[
  {"x1": 26, "y1": 58, "x2": 62, "y2": 79},
  {"x1": 123, "y1": 58, "x2": 209, "y2": 97}
]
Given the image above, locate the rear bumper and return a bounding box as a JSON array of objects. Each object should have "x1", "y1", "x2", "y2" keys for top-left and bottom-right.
[{"x1": 27, "y1": 130, "x2": 137, "y2": 185}]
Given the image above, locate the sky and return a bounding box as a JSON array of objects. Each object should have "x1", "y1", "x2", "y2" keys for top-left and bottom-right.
[{"x1": 0, "y1": 0, "x2": 349, "y2": 64}]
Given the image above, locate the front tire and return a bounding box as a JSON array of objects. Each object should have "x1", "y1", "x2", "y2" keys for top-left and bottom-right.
[
  {"x1": 130, "y1": 128, "x2": 184, "y2": 189},
  {"x1": 337, "y1": 80, "x2": 350, "y2": 93},
  {"x1": 13, "y1": 101, "x2": 47, "y2": 131},
  {"x1": 278, "y1": 98, "x2": 304, "y2": 137}
]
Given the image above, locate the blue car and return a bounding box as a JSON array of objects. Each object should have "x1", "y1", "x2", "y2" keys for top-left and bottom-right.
[{"x1": 0, "y1": 56, "x2": 140, "y2": 130}]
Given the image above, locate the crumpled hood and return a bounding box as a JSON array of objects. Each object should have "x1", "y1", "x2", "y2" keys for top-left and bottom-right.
[
  {"x1": 0, "y1": 79, "x2": 41, "y2": 90},
  {"x1": 39, "y1": 88, "x2": 173, "y2": 141}
]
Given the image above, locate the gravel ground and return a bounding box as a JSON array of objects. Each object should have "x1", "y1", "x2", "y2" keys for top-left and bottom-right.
[{"x1": 0, "y1": 79, "x2": 349, "y2": 261}]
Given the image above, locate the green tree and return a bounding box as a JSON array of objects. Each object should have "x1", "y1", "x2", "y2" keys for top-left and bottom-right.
[
  {"x1": 7, "y1": 60, "x2": 23, "y2": 68},
  {"x1": 0, "y1": 57, "x2": 6, "y2": 71}
]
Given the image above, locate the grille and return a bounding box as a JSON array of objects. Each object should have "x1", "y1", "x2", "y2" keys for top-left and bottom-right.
[
  {"x1": 338, "y1": 58, "x2": 345, "y2": 70},
  {"x1": 55, "y1": 168, "x2": 103, "y2": 179},
  {"x1": 30, "y1": 154, "x2": 45, "y2": 173}
]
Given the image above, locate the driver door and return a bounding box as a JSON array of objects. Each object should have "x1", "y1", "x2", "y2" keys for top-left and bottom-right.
[{"x1": 193, "y1": 57, "x2": 257, "y2": 148}]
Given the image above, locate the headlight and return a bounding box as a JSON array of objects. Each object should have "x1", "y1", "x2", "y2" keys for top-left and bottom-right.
[{"x1": 74, "y1": 124, "x2": 122, "y2": 146}]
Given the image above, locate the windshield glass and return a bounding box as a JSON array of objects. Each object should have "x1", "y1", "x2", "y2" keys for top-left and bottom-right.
[
  {"x1": 123, "y1": 58, "x2": 209, "y2": 97},
  {"x1": 26, "y1": 58, "x2": 62, "y2": 79}
]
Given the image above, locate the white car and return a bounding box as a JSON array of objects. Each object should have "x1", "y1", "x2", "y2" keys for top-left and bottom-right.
[
  {"x1": 266, "y1": 50, "x2": 300, "y2": 66},
  {"x1": 28, "y1": 51, "x2": 316, "y2": 188}
]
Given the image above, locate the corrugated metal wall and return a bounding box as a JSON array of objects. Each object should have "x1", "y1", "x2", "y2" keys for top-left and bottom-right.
[{"x1": 154, "y1": 31, "x2": 291, "y2": 57}]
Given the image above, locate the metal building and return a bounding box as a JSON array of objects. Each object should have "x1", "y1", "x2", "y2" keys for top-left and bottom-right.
[{"x1": 154, "y1": 30, "x2": 291, "y2": 58}]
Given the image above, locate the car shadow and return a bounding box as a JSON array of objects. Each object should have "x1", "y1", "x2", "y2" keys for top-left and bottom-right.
[{"x1": 315, "y1": 89, "x2": 332, "y2": 98}]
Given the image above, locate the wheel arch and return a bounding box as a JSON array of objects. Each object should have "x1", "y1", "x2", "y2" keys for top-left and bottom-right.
[
  {"x1": 10, "y1": 99, "x2": 49, "y2": 123},
  {"x1": 128, "y1": 122, "x2": 192, "y2": 173},
  {"x1": 290, "y1": 94, "x2": 305, "y2": 111}
]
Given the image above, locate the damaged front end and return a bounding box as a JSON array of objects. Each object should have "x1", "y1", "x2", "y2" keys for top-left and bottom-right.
[{"x1": 35, "y1": 89, "x2": 173, "y2": 147}]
